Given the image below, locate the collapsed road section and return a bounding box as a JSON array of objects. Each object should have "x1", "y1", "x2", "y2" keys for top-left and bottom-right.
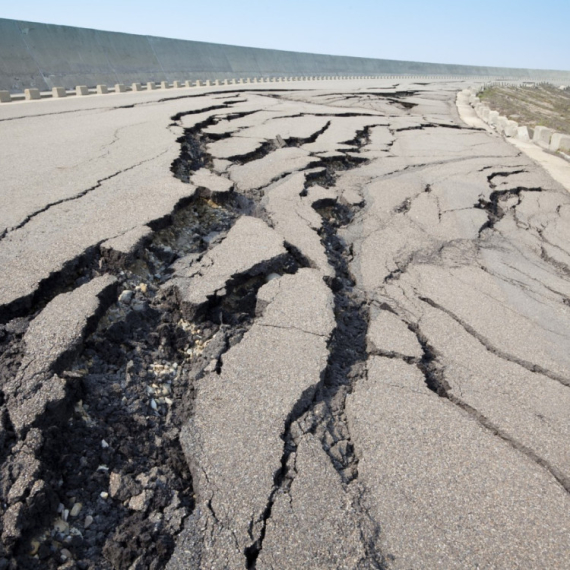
[{"x1": 1, "y1": 80, "x2": 570, "y2": 569}]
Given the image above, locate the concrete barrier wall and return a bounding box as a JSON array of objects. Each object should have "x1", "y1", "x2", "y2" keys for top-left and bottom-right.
[
  {"x1": 2, "y1": 18, "x2": 570, "y2": 93},
  {"x1": 460, "y1": 88, "x2": 570, "y2": 157}
]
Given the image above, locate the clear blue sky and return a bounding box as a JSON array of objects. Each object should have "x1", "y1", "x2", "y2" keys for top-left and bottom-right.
[{"x1": 1, "y1": 0, "x2": 569, "y2": 70}]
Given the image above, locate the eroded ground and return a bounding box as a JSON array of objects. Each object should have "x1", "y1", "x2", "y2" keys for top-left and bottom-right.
[{"x1": 1, "y1": 79, "x2": 570, "y2": 569}]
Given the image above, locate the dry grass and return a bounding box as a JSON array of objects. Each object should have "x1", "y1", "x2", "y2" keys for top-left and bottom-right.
[{"x1": 479, "y1": 84, "x2": 570, "y2": 135}]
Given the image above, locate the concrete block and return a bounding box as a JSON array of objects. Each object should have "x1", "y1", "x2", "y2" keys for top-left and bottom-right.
[
  {"x1": 96, "y1": 84, "x2": 108, "y2": 95},
  {"x1": 115, "y1": 84, "x2": 127, "y2": 93},
  {"x1": 504, "y1": 120, "x2": 519, "y2": 138},
  {"x1": 533, "y1": 126, "x2": 555, "y2": 148},
  {"x1": 488, "y1": 110, "x2": 500, "y2": 125},
  {"x1": 132, "y1": 83, "x2": 142, "y2": 91},
  {"x1": 517, "y1": 126, "x2": 531, "y2": 141},
  {"x1": 173, "y1": 81, "x2": 182, "y2": 88},
  {"x1": 160, "y1": 81, "x2": 170, "y2": 89},
  {"x1": 496, "y1": 116, "x2": 509, "y2": 133},
  {"x1": 213, "y1": 79, "x2": 220, "y2": 86},
  {"x1": 184, "y1": 80, "x2": 193, "y2": 88},
  {"x1": 205, "y1": 80, "x2": 211, "y2": 86},
  {"x1": 52, "y1": 86, "x2": 66, "y2": 98},
  {"x1": 252, "y1": 78, "x2": 258, "y2": 83},
  {"x1": 550, "y1": 133, "x2": 570, "y2": 152},
  {"x1": 146, "y1": 82, "x2": 156, "y2": 91},
  {"x1": 76, "y1": 85, "x2": 89, "y2": 96},
  {"x1": 0, "y1": 90, "x2": 12, "y2": 103},
  {"x1": 195, "y1": 80, "x2": 202, "y2": 87},
  {"x1": 478, "y1": 106, "x2": 490, "y2": 120},
  {"x1": 25, "y1": 88, "x2": 41, "y2": 100}
]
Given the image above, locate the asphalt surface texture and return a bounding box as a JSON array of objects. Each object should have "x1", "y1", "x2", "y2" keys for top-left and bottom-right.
[{"x1": 1, "y1": 78, "x2": 569, "y2": 569}]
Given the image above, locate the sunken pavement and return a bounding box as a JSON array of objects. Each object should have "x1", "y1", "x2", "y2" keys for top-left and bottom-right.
[{"x1": 1, "y1": 79, "x2": 570, "y2": 569}]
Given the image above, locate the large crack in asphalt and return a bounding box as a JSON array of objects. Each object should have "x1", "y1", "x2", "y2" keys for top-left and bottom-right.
[
  {"x1": 243, "y1": 190, "x2": 384, "y2": 568},
  {"x1": 406, "y1": 310, "x2": 570, "y2": 494},
  {"x1": 474, "y1": 169, "x2": 541, "y2": 235},
  {"x1": 417, "y1": 296, "x2": 570, "y2": 389},
  {"x1": 0, "y1": 100, "x2": 316, "y2": 569},
  {"x1": 6, "y1": 86, "x2": 567, "y2": 569}
]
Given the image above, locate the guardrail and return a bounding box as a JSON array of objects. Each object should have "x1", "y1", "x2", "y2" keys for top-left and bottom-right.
[{"x1": 3, "y1": 75, "x2": 569, "y2": 105}]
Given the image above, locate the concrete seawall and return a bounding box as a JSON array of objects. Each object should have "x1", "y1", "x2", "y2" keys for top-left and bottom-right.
[{"x1": 2, "y1": 18, "x2": 570, "y2": 93}]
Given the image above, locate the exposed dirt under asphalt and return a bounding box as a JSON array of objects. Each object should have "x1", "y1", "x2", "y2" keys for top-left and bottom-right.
[{"x1": 1, "y1": 79, "x2": 570, "y2": 569}]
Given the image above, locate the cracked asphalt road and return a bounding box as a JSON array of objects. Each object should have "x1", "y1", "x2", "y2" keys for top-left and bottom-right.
[{"x1": 1, "y1": 79, "x2": 569, "y2": 569}]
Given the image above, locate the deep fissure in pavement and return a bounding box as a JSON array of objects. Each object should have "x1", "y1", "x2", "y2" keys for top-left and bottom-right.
[
  {"x1": 0, "y1": 101, "x2": 316, "y2": 568},
  {"x1": 243, "y1": 192, "x2": 383, "y2": 568},
  {"x1": 241, "y1": 111, "x2": 388, "y2": 567}
]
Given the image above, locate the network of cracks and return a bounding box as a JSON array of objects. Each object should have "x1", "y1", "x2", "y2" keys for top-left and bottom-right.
[{"x1": 1, "y1": 86, "x2": 570, "y2": 570}]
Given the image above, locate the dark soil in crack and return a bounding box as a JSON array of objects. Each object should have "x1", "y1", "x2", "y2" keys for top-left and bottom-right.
[
  {"x1": 2, "y1": 100, "x2": 320, "y2": 569},
  {"x1": 2, "y1": 195, "x2": 236, "y2": 569},
  {"x1": 307, "y1": 200, "x2": 369, "y2": 484},
  {"x1": 19, "y1": 247, "x2": 304, "y2": 570},
  {"x1": 475, "y1": 186, "x2": 542, "y2": 234},
  {"x1": 302, "y1": 154, "x2": 369, "y2": 193}
]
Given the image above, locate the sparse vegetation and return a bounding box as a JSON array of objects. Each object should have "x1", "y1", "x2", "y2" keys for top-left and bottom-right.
[{"x1": 479, "y1": 84, "x2": 570, "y2": 136}]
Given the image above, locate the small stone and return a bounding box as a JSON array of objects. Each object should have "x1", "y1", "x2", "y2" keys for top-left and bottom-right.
[
  {"x1": 139, "y1": 283, "x2": 148, "y2": 294},
  {"x1": 150, "y1": 399, "x2": 158, "y2": 410},
  {"x1": 109, "y1": 472, "x2": 141, "y2": 501},
  {"x1": 101, "y1": 439, "x2": 109, "y2": 449},
  {"x1": 109, "y1": 472, "x2": 124, "y2": 499},
  {"x1": 70, "y1": 503, "x2": 82, "y2": 517},
  {"x1": 100, "y1": 492, "x2": 109, "y2": 500},
  {"x1": 29, "y1": 539, "x2": 40, "y2": 556},
  {"x1": 266, "y1": 272, "x2": 281, "y2": 282},
  {"x1": 60, "y1": 548, "x2": 72, "y2": 561},
  {"x1": 62, "y1": 509, "x2": 69, "y2": 521},
  {"x1": 128, "y1": 490, "x2": 150, "y2": 512},
  {"x1": 53, "y1": 518, "x2": 69, "y2": 533},
  {"x1": 165, "y1": 397, "x2": 173, "y2": 405},
  {"x1": 84, "y1": 515, "x2": 94, "y2": 529},
  {"x1": 119, "y1": 290, "x2": 134, "y2": 304}
]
